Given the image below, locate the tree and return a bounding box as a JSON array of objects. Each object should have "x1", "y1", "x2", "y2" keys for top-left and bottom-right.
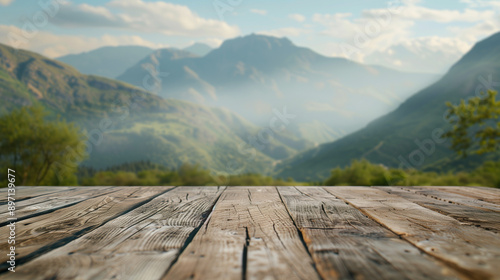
[
  {"x1": 443, "y1": 90, "x2": 500, "y2": 157},
  {"x1": 0, "y1": 106, "x2": 87, "y2": 186}
]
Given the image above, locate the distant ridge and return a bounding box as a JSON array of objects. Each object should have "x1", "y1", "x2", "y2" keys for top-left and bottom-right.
[
  {"x1": 183, "y1": 43, "x2": 213, "y2": 56},
  {"x1": 57, "y1": 46, "x2": 153, "y2": 79}
]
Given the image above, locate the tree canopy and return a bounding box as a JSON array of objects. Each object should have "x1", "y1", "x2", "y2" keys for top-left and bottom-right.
[
  {"x1": 0, "y1": 106, "x2": 87, "y2": 186},
  {"x1": 444, "y1": 90, "x2": 500, "y2": 157}
]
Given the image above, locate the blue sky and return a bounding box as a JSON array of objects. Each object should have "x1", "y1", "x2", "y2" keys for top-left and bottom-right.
[{"x1": 0, "y1": 0, "x2": 499, "y2": 73}]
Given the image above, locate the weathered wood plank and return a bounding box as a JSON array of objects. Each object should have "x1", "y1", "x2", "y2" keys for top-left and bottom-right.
[
  {"x1": 427, "y1": 186, "x2": 500, "y2": 205},
  {"x1": 378, "y1": 187, "x2": 500, "y2": 233},
  {"x1": 163, "y1": 187, "x2": 320, "y2": 280},
  {"x1": 277, "y1": 187, "x2": 461, "y2": 280},
  {"x1": 326, "y1": 187, "x2": 500, "y2": 280},
  {"x1": 0, "y1": 187, "x2": 75, "y2": 204},
  {"x1": 404, "y1": 186, "x2": 500, "y2": 212},
  {"x1": 3, "y1": 186, "x2": 224, "y2": 280},
  {"x1": 0, "y1": 186, "x2": 168, "y2": 271},
  {"x1": 0, "y1": 187, "x2": 117, "y2": 224}
]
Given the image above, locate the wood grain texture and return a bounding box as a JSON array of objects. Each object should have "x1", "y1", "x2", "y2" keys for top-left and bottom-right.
[
  {"x1": 404, "y1": 187, "x2": 500, "y2": 212},
  {"x1": 0, "y1": 187, "x2": 117, "y2": 224},
  {"x1": 278, "y1": 187, "x2": 461, "y2": 280},
  {"x1": 3, "y1": 186, "x2": 225, "y2": 280},
  {"x1": 378, "y1": 187, "x2": 500, "y2": 233},
  {"x1": 0, "y1": 187, "x2": 74, "y2": 204},
  {"x1": 1, "y1": 186, "x2": 499, "y2": 280},
  {"x1": 163, "y1": 187, "x2": 320, "y2": 280},
  {"x1": 428, "y1": 186, "x2": 500, "y2": 205},
  {"x1": 0, "y1": 186, "x2": 167, "y2": 271},
  {"x1": 326, "y1": 187, "x2": 500, "y2": 280}
]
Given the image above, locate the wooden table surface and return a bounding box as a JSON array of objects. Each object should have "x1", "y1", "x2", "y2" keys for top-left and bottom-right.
[{"x1": 0, "y1": 186, "x2": 499, "y2": 280}]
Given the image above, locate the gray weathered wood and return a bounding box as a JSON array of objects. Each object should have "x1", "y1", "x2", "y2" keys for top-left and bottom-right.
[
  {"x1": 278, "y1": 187, "x2": 462, "y2": 280},
  {"x1": 0, "y1": 187, "x2": 74, "y2": 204},
  {"x1": 0, "y1": 187, "x2": 167, "y2": 269},
  {"x1": 326, "y1": 187, "x2": 500, "y2": 280},
  {"x1": 4, "y1": 187, "x2": 225, "y2": 280},
  {"x1": 378, "y1": 186, "x2": 500, "y2": 233},
  {"x1": 1, "y1": 186, "x2": 499, "y2": 280},
  {"x1": 406, "y1": 186, "x2": 500, "y2": 212},
  {"x1": 0, "y1": 187, "x2": 117, "y2": 223},
  {"x1": 428, "y1": 186, "x2": 500, "y2": 205},
  {"x1": 163, "y1": 187, "x2": 320, "y2": 280}
]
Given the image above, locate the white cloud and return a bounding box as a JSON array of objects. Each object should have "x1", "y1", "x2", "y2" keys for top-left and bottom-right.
[
  {"x1": 313, "y1": 13, "x2": 362, "y2": 39},
  {"x1": 313, "y1": 12, "x2": 414, "y2": 57},
  {"x1": 449, "y1": 20, "x2": 500, "y2": 42},
  {"x1": 250, "y1": 9, "x2": 267, "y2": 16},
  {"x1": 289, "y1": 14, "x2": 306, "y2": 23},
  {"x1": 0, "y1": 25, "x2": 169, "y2": 58},
  {"x1": 51, "y1": 0, "x2": 240, "y2": 38},
  {"x1": 311, "y1": 0, "x2": 500, "y2": 72},
  {"x1": 364, "y1": 37, "x2": 473, "y2": 73},
  {"x1": 0, "y1": 0, "x2": 14, "y2": 6},
  {"x1": 198, "y1": 38, "x2": 224, "y2": 48}
]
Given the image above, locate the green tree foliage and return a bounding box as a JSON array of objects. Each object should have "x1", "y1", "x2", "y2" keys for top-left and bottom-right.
[
  {"x1": 77, "y1": 160, "x2": 167, "y2": 179},
  {"x1": 323, "y1": 159, "x2": 499, "y2": 188},
  {"x1": 79, "y1": 159, "x2": 499, "y2": 188},
  {"x1": 325, "y1": 159, "x2": 391, "y2": 186},
  {"x1": 79, "y1": 163, "x2": 297, "y2": 187},
  {"x1": 0, "y1": 106, "x2": 87, "y2": 186},
  {"x1": 444, "y1": 90, "x2": 500, "y2": 156}
]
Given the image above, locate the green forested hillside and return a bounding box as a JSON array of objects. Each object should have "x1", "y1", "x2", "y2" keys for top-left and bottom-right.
[
  {"x1": 0, "y1": 43, "x2": 310, "y2": 175},
  {"x1": 276, "y1": 31, "x2": 500, "y2": 182}
]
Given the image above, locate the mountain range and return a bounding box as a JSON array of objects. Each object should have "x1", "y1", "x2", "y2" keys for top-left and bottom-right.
[
  {"x1": 56, "y1": 43, "x2": 214, "y2": 80},
  {"x1": 276, "y1": 31, "x2": 500, "y2": 181},
  {"x1": 57, "y1": 46, "x2": 154, "y2": 79},
  {"x1": 0, "y1": 43, "x2": 309, "y2": 175},
  {"x1": 116, "y1": 35, "x2": 438, "y2": 144}
]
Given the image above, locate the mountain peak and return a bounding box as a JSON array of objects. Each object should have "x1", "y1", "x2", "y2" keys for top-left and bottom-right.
[
  {"x1": 204, "y1": 34, "x2": 318, "y2": 71},
  {"x1": 218, "y1": 34, "x2": 295, "y2": 52}
]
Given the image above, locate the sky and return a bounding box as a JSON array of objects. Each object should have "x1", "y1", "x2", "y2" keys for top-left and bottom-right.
[{"x1": 0, "y1": 0, "x2": 499, "y2": 73}]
